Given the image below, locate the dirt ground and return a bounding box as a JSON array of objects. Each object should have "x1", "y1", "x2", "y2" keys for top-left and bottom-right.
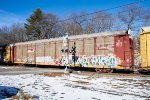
[
  {"x1": 0, "y1": 65, "x2": 64, "y2": 75},
  {"x1": 0, "y1": 65, "x2": 149, "y2": 77}
]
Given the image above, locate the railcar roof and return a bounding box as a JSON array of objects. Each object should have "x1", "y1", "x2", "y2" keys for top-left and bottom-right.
[
  {"x1": 15, "y1": 30, "x2": 126, "y2": 45},
  {"x1": 140, "y1": 26, "x2": 150, "y2": 34}
]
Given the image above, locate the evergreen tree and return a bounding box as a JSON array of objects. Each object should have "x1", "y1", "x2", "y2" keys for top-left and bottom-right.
[{"x1": 25, "y1": 8, "x2": 45, "y2": 40}]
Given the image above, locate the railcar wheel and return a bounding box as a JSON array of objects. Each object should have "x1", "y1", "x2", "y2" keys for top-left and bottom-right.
[
  {"x1": 106, "y1": 69, "x2": 113, "y2": 73},
  {"x1": 102, "y1": 69, "x2": 107, "y2": 73},
  {"x1": 95, "y1": 68, "x2": 102, "y2": 73}
]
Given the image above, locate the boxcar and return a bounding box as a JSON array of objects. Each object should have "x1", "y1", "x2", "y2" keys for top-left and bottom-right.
[
  {"x1": 140, "y1": 26, "x2": 150, "y2": 73},
  {"x1": 13, "y1": 30, "x2": 134, "y2": 72},
  {"x1": 0, "y1": 44, "x2": 13, "y2": 64}
]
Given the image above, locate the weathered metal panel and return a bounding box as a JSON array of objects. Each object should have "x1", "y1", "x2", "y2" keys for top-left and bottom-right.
[
  {"x1": 27, "y1": 44, "x2": 35, "y2": 64},
  {"x1": 36, "y1": 44, "x2": 44, "y2": 57},
  {"x1": 16, "y1": 45, "x2": 22, "y2": 62},
  {"x1": 114, "y1": 35, "x2": 134, "y2": 67},
  {"x1": 84, "y1": 38, "x2": 94, "y2": 56},
  {"x1": 22, "y1": 45, "x2": 28, "y2": 63},
  {"x1": 50, "y1": 42, "x2": 55, "y2": 58},
  {"x1": 56, "y1": 41, "x2": 63, "y2": 58},
  {"x1": 140, "y1": 30, "x2": 150, "y2": 70},
  {"x1": 76, "y1": 39, "x2": 83, "y2": 56},
  {"x1": 140, "y1": 34, "x2": 147, "y2": 68},
  {"x1": 45, "y1": 43, "x2": 50, "y2": 57},
  {"x1": 13, "y1": 46, "x2": 16, "y2": 62},
  {"x1": 14, "y1": 31, "x2": 125, "y2": 46},
  {"x1": 96, "y1": 36, "x2": 114, "y2": 55},
  {"x1": 35, "y1": 43, "x2": 45, "y2": 63},
  {"x1": 147, "y1": 34, "x2": 150, "y2": 67},
  {"x1": 69, "y1": 40, "x2": 76, "y2": 50}
]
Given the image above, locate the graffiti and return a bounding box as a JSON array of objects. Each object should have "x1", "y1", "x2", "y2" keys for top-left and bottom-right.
[
  {"x1": 76, "y1": 55, "x2": 90, "y2": 67},
  {"x1": 76, "y1": 55, "x2": 118, "y2": 68},
  {"x1": 96, "y1": 44, "x2": 114, "y2": 50},
  {"x1": 60, "y1": 55, "x2": 68, "y2": 65},
  {"x1": 116, "y1": 40, "x2": 122, "y2": 47},
  {"x1": 22, "y1": 57, "x2": 34, "y2": 64},
  {"x1": 61, "y1": 55, "x2": 74, "y2": 65},
  {"x1": 19, "y1": 54, "x2": 119, "y2": 68},
  {"x1": 60, "y1": 55, "x2": 119, "y2": 68}
]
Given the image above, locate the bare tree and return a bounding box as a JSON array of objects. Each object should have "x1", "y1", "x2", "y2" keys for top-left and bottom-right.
[
  {"x1": 118, "y1": 4, "x2": 142, "y2": 30},
  {"x1": 0, "y1": 23, "x2": 27, "y2": 45},
  {"x1": 61, "y1": 11, "x2": 88, "y2": 36},
  {"x1": 10, "y1": 23, "x2": 26, "y2": 42},
  {"x1": 0, "y1": 26, "x2": 11, "y2": 45},
  {"x1": 42, "y1": 13, "x2": 58, "y2": 38},
  {"x1": 142, "y1": 9, "x2": 150, "y2": 26},
  {"x1": 91, "y1": 12, "x2": 114, "y2": 33},
  {"x1": 84, "y1": 21, "x2": 95, "y2": 34}
]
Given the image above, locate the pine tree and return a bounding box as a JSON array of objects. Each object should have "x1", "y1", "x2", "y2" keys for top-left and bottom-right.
[{"x1": 25, "y1": 8, "x2": 45, "y2": 40}]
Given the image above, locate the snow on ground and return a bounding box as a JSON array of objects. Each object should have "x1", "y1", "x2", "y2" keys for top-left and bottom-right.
[{"x1": 0, "y1": 73, "x2": 150, "y2": 100}]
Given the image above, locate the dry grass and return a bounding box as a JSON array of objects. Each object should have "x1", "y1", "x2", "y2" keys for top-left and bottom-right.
[
  {"x1": 72, "y1": 80, "x2": 90, "y2": 85},
  {"x1": 39, "y1": 72, "x2": 65, "y2": 77}
]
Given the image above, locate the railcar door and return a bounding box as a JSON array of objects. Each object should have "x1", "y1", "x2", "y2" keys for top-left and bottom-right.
[{"x1": 114, "y1": 34, "x2": 134, "y2": 68}]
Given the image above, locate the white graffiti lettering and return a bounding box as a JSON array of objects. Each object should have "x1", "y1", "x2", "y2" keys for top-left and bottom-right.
[{"x1": 60, "y1": 55, "x2": 119, "y2": 68}]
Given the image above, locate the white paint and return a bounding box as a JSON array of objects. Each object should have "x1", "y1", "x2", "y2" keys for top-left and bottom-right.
[
  {"x1": 116, "y1": 40, "x2": 122, "y2": 47},
  {"x1": 27, "y1": 49, "x2": 35, "y2": 53},
  {"x1": 36, "y1": 56, "x2": 54, "y2": 64}
]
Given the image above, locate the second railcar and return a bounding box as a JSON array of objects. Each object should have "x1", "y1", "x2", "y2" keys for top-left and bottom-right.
[
  {"x1": 139, "y1": 26, "x2": 150, "y2": 74},
  {"x1": 13, "y1": 31, "x2": 134, "y2": 71},
  {"x1": 0, "y1": 44, "x2": 13, "y2": 64}
]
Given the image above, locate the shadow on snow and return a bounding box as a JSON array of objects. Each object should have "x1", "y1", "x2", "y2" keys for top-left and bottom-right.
[{"x1": 0, "y1": 86, "x2": 20, "y2": 99}]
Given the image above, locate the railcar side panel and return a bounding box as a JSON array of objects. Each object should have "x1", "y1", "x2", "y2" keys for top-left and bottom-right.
[
  {"x1": 36, "y1": 43, "x2": 44, "y2": 64},
  {"x1": 84, "y1": 38, "x2": 94, "y2": 56},
  {"x1": 140, "y1": 34, "x2": 147, "y2": 68},
  {"x1": 96, "y1": 36, "x2": 114, "y2": 55},
  {"x1": 44, "y1": 43, "x2": 51, "y2": 64},
  {"x1": 22, "y1": 45, "x2": 27, "y2": 63},
  {"x1": 140, "y1": 27, "x2": 150, "y2": 70},
  {"x1": 15, "y1": 45, "x2": 22, "y2": 63},
  {"x1": 114, "y1": 35, "x2": 134, "y2": 68},
  {"x1": 13, "y1": 46, "x2": 16, "y2": 62},
  {"x1": 50, "y1": 42, "x2": 56, "y2": 59},
  {"x1": 69, "y1": 40, "x2": 76, "y2": 50},
  {"x1": 56, "y1": 41, "x2": 63, "y2": 59},
  {"x1": 147, "y1": 34, "x2": 150, "y2": 67},
  {"x1": 75, "y1": 39, "x2": 83, "y2": 56},
  {"x1": 27, "y1": 44, "x2": 35, "y2": 64}
]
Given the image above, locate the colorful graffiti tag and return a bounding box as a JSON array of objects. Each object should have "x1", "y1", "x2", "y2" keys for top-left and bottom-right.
[
  {"x1": 27, "y1": 55, "x2": 119, "y2": 68},
  {"x1": 61, "y1": 55, "x2": 119, "y2": 68}
]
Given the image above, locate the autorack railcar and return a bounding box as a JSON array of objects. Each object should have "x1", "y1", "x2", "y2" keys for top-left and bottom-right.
[{"x1": 10, "y1": 30, "x2": 134, "y2": 72}]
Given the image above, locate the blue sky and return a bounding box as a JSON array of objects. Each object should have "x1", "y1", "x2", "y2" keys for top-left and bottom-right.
[{"x1": 0, "y1": 0, "x2": 149, "y2": 27}]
